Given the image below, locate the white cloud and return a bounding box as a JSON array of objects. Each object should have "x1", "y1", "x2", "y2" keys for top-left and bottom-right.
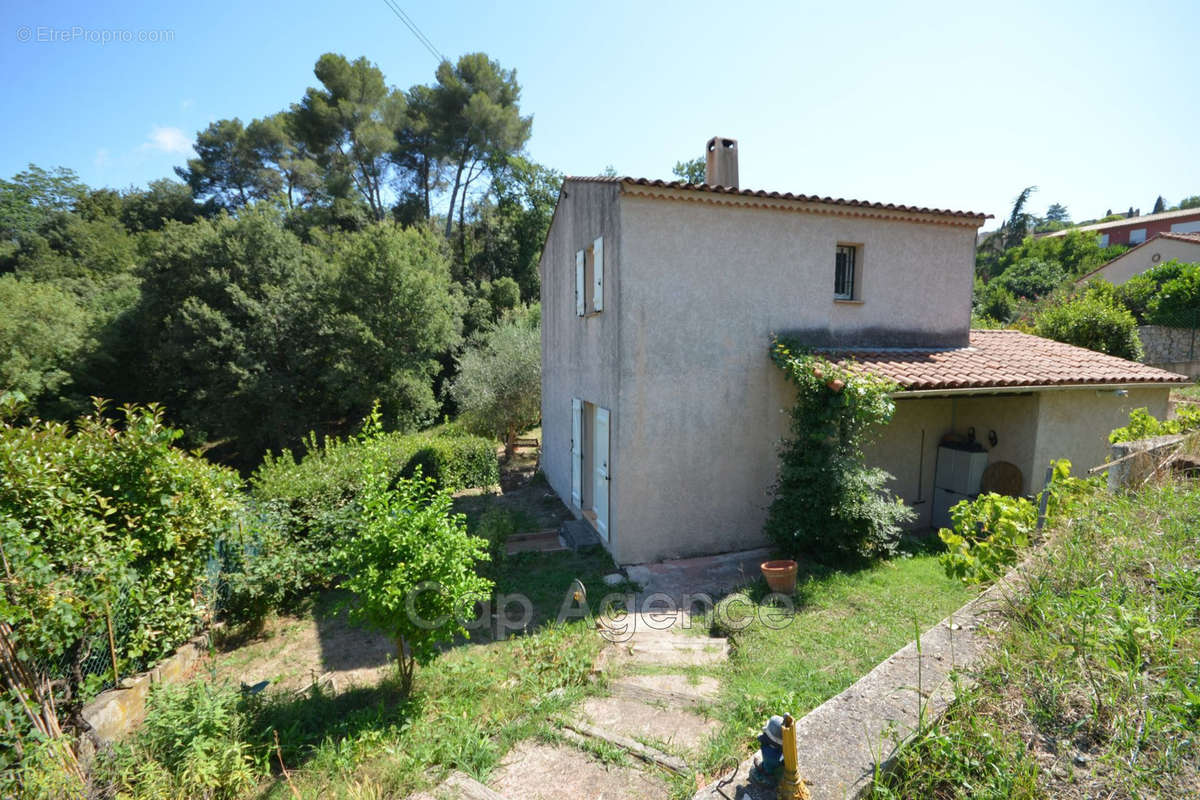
[
  {"x1": 180, "y1": 98, "x2": 194, "y2": 111},
  {"x1": 143, "y1": 126, "x2": 192, "y2": 155},
  {"x1": 94, "y1": 147, "x2": 110, "y2": 168}
]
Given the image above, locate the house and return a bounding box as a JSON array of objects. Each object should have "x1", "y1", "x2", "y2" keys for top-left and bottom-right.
[
  {"x1": 1043, "y1": 207, "x2": 1200, "y2": 247},
  {"x1": 539, "y1": 138, "x2": 1189, "y2": 566},
  {"x1": 1076, "y1": 231, "x2": 1200, "y2": 286}
]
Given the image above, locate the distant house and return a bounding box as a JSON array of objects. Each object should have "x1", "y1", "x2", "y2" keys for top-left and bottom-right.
[
  {"x1": 1077, "y1": 231, "x2": 1200, "y2": 286},
  {"x1": 539, "y1": 138, "x2": 1189, "y2": 566},
  {"x1": 1045, "y1": 207, "x2": 1200, "y2": 248}
]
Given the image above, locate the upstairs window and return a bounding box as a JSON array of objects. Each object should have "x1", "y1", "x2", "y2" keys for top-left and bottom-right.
[
  {"x1": 835, "y1": 244, "x2": 859, "y2": 301},
  {"x1": 575, "y1": 236, "x2": 604, "y2": 316}
]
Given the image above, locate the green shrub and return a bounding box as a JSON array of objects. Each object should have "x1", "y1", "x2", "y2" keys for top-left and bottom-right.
[
  {"x1": 248, "y1": 423, "x2": 498, "y2": 593},
  {"x1": 335, "y1": 411, "x2": 493, "y2": 692},
  {"x1": 1034, "y1": 289, "x2": 1144, "y2": 361},
  {"x1": 765, "y1": 338, "x2": 915, "y2": 562},
  {"x1": 474, "y1": 509, "x2": 518, "y2": 575},
  {"x1": 993, "y1": 256, "x2": 1066, "y2": 300},
  {"x1": 938, "y1": 493, "x2": 1036, "y2": 585},
  {"x1": 974, "y1": 279, "x2": 1017, "y2": 323},
  {"x1": 98, "y1": 682, "x2": 259, "y2": 800},
  {"x1": 1110, "y1": 405, "x2": 1200, "y2": 443},
  {"x1": 215, "y1": 501, "x2": 311, "y2": 626},
  {"x1": 403, "y1": 434, "x2": 499, "y2": 491},
  {"x1": 0, "y1": 400, "x2": 241, "y2": 686}
]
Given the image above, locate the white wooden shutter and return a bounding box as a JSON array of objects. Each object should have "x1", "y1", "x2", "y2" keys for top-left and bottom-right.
[
  {"x1": 575, "y1": 250, "x2": 585, "y2": 316},
  {"x1": 592, "y1": 236, "x2": 604, "y2": 312},
  {"x1": 570, "y1": 398, "x2": 582, "y2": 507}
]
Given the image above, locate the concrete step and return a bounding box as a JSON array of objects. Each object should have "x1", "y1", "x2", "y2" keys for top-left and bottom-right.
[
  {"x1": 559, "y1": 518, "x2": 602, "y2": 550},
  {"x1": 578, "y1": 695, "x2": 719, "y2": 756},
  {"x1": 610, "y1": 673, "x2": 720, "y2": 708},
  {"x1": 434, "y1": 771, "x2": 510, "y2": 800},
  {"x1": 628, "y1": 638, "x2": 728, "y2": 667},
  {"x1": 505, "y1": 530, "x2": 566, "y2": 555},
  {"x1": 487, "y1": 739, "x2": 669, "y2": 799},
  {"x1": 560, "y1": 719, "x2": 689, "y2": 774}
]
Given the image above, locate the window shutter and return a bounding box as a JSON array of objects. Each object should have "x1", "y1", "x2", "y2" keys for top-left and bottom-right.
[
  {"x1": 592, "y1": 236, "x2": 604, "y2": 312},
  {"x1": 575, "y1": 250, "x2": 585, "y2": 316}
]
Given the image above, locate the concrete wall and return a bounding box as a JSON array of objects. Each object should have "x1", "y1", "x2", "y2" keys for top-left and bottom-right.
[
  {"x1": 540, "y1": 181, "x2": 623, "y2": 545},
  {"x1": 1086, "y1": 238, "x2": 1200, "y2": 285},
  {"x1": 608, "y1": 191, "x2": 979, "y2": 563},
  {"x1": 1031, "y1": 386, "x2": 1171, "y2": 477}
]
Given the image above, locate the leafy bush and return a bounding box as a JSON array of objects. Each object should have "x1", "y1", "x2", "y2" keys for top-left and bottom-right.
[
  {"x1": 993, "y1": 256, "x2": 1067, "y2": 300},
  {"x1": 974, "y1": 279, "x2": 1017, "y2": 323},
  {"x1": 248, "y1": 422, "x2": 498, "y2": 592},
  {"x1": 1109, "y1": 405, "x2": 1200, "y2": 443},
  {"x1": 1115, "y1": 259, "x2": 1200, "y2": 324},
  {"x1": 335, "y1": 412, "x2": 493, "y2": 692},
  {"x1": 765, "y1": 338, "x2": 915, "y2": 562},
  {"x1": 1034, "y1": 289, "x2": 1144, "y2": 361},
  {"x1": 0, "y1": 400, "x2": 241, "y2": 690},
  {"x1": 215, "y1": 501, "x2": 311, "y2": 627},
  {"x1": 938, "y1": 493, "x2": 1036, "y2": 585},
  {"x1": 473, "y1": 509, "x2": 518, "y2": 575},
  {"x1": 98, "y1": 682, "x2": 259, "y2": 800}
]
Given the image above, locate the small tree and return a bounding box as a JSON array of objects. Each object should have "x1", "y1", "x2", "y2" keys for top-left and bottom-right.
[
  {"x1": 765, "y1": 338, "x2": 914, "y2": 563},
  {"x1": 1034, "y1": 289, "x2": 1143, "y2": 361},
  {"x1": 336, "y1": 410, "x2": 492, "y2": 693},
  {"x1": 451, "y1": 307, "x2": 541, "y2": 459}
]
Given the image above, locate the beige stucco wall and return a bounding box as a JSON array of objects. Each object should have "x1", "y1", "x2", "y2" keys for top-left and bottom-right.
[
  {"x1": 1087, "y1": 239, "x2": 1200, "y2": 285},
  {"x1": 540, "y1": 180, "x2": 623, "y2": 543},
  {"x1": 607, "y1": 191, "x2": 979, "y2": 563},
  {"x1": 1030, "y1": 386, "x2": 1170, "y2": 476}
]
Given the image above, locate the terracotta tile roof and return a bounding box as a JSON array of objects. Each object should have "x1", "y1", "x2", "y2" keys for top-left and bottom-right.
[
  {"x1": 565, "y1": 176, "x2": 990, "y2": 221},
  {"x1": 1160, "y1": 231, "x2": 1200, "y2": 244},
  {"x1": 1044, "y1": 206, "x2": 1200, "y2": 236},
  {"x1": 821, "y1": 330, "x2": 1188, "y2": 392}
]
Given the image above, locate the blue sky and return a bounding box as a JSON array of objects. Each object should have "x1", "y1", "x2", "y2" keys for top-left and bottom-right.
[{"x1": 2, "y1": 0, "x2": 1197, "y2": 224}]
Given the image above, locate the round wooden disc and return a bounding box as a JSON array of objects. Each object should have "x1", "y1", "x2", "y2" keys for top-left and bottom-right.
[{"x1": 980, "y1": 461, "x2": 1023, "y2": 496}]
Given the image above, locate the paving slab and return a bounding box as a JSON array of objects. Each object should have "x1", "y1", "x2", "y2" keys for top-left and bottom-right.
[
  {"x1": 628, "y1": 637, "x2": 728, "y2": 667},
  {"x1": 487, "y1": 740, "x2": 669, "y2": 799},
  {"x1": 580, "y1": 695, "x2": 719, "y2": 755},
  {"x1": 611, "y1": 672, "x2": 720, "y2": 707},
  {"x1": 625, "y1": 547, "x2": 773, "y2": 604}
]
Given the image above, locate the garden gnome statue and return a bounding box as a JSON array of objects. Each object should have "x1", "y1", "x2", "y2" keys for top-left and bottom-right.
[{"x1": 750, "y1": 714, "x2": 784, "y2": 785}]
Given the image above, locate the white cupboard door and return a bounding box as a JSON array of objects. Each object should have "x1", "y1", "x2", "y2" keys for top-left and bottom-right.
[{"x1": 593, "y1": 407, "x2": 609, "y2": 541}]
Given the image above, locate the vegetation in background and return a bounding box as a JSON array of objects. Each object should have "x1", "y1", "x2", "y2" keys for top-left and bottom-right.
[
  {"x1": 0, "y1": 50, "x2": 558, "y2": 465},
  {"x1": 765, "y1": 338, "x2": 914, "y2": 562},
  {"x1": 451, "y1": 304, "x2": 541, "y2": 458},
  {"x1": 875, "y1": 481, "x2": 1200, "y2": 799},
  {"x1": 1033, "y1": 285, "x2": 1143, "y2": 361}
]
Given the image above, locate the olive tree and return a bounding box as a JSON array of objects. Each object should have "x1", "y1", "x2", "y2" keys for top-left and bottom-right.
[{"x1": 451, "y1": 307, "x2": 540, "y2": 459}]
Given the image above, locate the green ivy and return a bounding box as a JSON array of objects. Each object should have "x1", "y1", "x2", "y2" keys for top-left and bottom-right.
[
  {"x1": 764, "y1": 337, "x2": 914, "y2": 562},
  {"x1": 1110, "y1": 405, "x2": 1200, "y2": 444}
]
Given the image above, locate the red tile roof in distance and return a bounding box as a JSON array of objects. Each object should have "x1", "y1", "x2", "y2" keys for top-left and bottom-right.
[
  {"x1": 566, "y1": 176, "x2": 991, "y2": 221},
  {"x1": 822, "y1": 330, "x2": 1188, "y2": 391}
]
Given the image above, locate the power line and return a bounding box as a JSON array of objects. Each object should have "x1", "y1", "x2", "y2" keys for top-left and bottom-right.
[{"x1": 380, "y1": 0, "x2": 446, "y2": 64}]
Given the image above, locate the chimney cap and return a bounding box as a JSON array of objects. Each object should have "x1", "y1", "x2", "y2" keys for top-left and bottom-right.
[{"x1": 704, "y1": 136, "x2": 739, "y2": 189}]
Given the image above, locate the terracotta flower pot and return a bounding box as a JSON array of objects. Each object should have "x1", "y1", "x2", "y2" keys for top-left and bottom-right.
[{"x1": 760, "y1": 560, "x2": 798, "y2": 595}]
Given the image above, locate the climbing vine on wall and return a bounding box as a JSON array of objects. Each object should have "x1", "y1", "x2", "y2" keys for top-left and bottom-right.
[{"x1": 765, "y1": 336, "x2": 914, "y2": 562}]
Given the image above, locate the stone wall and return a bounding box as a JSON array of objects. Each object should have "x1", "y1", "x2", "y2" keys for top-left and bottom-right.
[
  {"x1": 78, "y1": 631, "x2": 208, "y2": 761},
  {"x1": 1139, "y1": 325, "x2": 1198, "y2": 364}
]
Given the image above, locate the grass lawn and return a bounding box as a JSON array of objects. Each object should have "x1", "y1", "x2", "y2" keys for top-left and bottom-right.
[
  {"x1": 657, "y1": 543, "x2": 977, "y2": 792},
  {"x1": 872, "y1": 482, "x2": 1200, "y2": 799}
]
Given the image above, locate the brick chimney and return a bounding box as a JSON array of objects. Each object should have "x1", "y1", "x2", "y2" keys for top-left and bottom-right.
[{"x1": 704, "y1": 137, "x2": 738, "y2": 188}]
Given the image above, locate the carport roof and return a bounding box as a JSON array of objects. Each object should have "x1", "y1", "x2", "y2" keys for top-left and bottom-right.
[{"x1": 822, "y1": 330, "x2": 1189, "y2": 392}]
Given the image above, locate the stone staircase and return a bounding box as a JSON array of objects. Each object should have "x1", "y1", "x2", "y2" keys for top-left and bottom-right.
[{"x1": 418, "y1": 612, "x2": 728, "y2": 799}]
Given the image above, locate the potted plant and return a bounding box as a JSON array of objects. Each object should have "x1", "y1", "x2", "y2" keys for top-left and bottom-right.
[{"x1": 760, "y1": 559, "x2": 798, "y2": 595}]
